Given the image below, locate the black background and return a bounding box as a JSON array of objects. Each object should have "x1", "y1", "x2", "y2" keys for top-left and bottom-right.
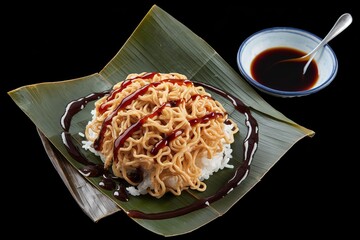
[{"x1": 3, "y1": 1, "x2": 358, "y2": 238}]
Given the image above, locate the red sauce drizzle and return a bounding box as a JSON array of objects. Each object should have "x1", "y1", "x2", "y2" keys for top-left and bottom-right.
[
  {"x1": 150, "y1": 129, "x2": 184, "y2": 155},
  {"x1": 113, "y1": 99, "x2": 183, "y2": 163},
  {"x1": 189, "y1": 94, "x2": 213, "y2": 101},
  {"x1": 99, "y1": 72, "x2": 158, "y2": 114},
  {"x1": 93, "y1": 79, "x2": 193, "y2": 150},
  {"x1": 189, "y1": 112, "x2": 223, "y2": 125},
  {"x1": 150, "y1": 112, "x2": 223, "y2": 155}
]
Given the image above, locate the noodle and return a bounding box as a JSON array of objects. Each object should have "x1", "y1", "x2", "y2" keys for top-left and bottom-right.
[{"x1": 83, "y1": 72, "x2": 239, "y2": 198}]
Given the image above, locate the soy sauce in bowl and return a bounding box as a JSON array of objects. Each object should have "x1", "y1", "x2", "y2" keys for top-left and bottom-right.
[{"x1": 250, "y1": 47, "x2": 319, "y2": 92}]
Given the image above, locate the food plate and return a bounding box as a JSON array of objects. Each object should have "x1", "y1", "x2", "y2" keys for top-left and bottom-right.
[{"x1": 8, "y1": 5, "x2": 314, "y2": 237}]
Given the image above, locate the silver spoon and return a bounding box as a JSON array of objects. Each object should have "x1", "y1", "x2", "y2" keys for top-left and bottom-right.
[{"x1": 276, "y1": 13, "x2": 353, "y2": 74}]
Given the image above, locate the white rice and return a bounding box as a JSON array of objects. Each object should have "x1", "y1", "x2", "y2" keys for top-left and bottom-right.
[
  {"x1": 81, "y1": 122, "x2": 235, "y2": 197},
  {"x1": 126, "y1": 123, "x2": 235, "y2": 196}
]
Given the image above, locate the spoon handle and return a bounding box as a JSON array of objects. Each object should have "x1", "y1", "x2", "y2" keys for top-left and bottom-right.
[
  {"x1": 305, "y1": 13, "x2": 352, "y2": 58},
  {"x1": 302, "y1": 13, "x2": 353, "y2": 74}
]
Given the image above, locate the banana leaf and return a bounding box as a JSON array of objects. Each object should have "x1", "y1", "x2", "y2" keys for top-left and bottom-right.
[{"x1": 8, "y1": 4, "x2": 314, "y2": 237}]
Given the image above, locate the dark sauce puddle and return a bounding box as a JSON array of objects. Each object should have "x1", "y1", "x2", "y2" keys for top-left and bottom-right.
[
  {"x1": 60, "y1": 74, "x2": 259, "y2": 220},
  {"x1": 251, "y1": 47, "x2": 319, "y2": 91}
]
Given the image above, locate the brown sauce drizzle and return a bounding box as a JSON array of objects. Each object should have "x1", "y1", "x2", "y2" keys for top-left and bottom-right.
[{"x1": 60, "y1": 73, "x2": 259, "y2": 220}]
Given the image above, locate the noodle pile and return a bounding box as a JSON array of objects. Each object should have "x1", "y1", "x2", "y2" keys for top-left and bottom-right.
[{"x1": 83, "y1": 72, "x2": 239, "y2": 198}]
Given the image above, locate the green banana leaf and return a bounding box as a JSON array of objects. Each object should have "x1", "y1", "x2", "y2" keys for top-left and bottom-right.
[{"x1": 8, "y1": 4, "x2": 314, "y2": 237}]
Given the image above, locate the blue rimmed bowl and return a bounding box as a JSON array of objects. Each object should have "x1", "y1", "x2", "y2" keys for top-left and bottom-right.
[{"x1": 237, "y1": 27, "x2": 338, "y2": 97}]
